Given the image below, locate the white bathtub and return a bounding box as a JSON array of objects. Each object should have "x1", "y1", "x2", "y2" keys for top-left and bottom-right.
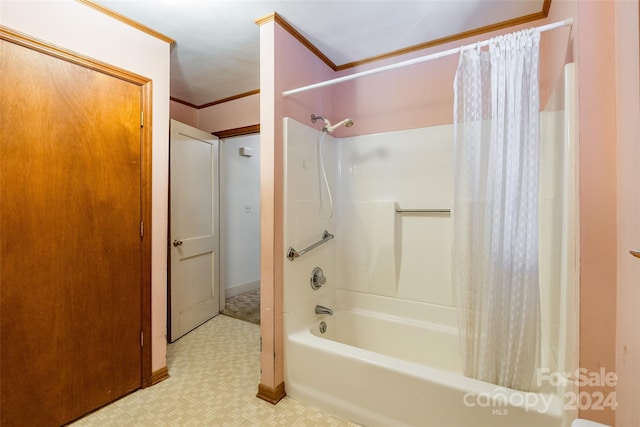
[{"x1": 284, "y1": 291, "x2": 565, "y2": 427}]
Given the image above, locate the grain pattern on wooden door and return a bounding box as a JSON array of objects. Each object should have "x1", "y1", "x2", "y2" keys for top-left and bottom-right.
[{"x1": 0, "y1": 38, "x2": 143, "y2": 426}]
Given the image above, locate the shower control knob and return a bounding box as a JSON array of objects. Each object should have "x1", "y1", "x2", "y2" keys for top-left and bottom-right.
[{"x1": 310, "y1": 267, "x2": 326, "y2": 290}]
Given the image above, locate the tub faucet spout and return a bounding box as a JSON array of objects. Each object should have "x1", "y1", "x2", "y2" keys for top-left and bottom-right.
[{"x1": 315, "y1": 305, "x2": 333, "y2": 315}]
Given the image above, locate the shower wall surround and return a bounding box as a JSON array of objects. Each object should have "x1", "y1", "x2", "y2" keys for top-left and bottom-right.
[
  {"x1": 282, "y1": 119, "x2": 339, "y2": 315},
  {"x1": 337, "y1": 126, "x2": 453, "y2": 305},
  {"x1": 282, "y1": 120, "x2": 457, "y2": 320},
  {"x1": 284, "y1": 101, "x2": 575, "y2": 371}
]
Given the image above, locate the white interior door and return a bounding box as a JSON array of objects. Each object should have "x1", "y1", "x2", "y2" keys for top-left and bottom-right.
[{"x1": 169, "y1": 120, "x2": 219, "y2": 341}]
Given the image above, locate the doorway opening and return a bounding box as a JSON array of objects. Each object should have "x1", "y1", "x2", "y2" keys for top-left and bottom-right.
[{"x1": 218, "y1": 131, "x2": 261, "y2": 325}]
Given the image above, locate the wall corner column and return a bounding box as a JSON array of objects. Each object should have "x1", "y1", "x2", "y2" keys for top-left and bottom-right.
[{"x1": 255, "y1": 13, "x2": 286, "y2": 405}]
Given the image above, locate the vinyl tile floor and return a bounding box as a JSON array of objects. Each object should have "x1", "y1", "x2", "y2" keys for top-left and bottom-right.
[{"x1": 71, "y1": 314, "x2": 359, "y2": 427}]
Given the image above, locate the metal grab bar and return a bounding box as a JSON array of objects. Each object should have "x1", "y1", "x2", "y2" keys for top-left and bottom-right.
[
  {"x1": 287, "y1": 230, "x2": 334, "y2": 261},
  {"x1": 395, "y1": 208, "x2": 450, "y2": 213}
]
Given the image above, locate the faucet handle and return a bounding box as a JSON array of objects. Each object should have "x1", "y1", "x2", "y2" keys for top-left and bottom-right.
[{"x1": 310, "y1": 267, "x2": 326, "y2": 290}]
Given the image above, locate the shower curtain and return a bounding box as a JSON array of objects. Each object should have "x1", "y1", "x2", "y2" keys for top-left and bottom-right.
[{"x1": 452, "y1": 29, "x2": 541, "y2": 391}]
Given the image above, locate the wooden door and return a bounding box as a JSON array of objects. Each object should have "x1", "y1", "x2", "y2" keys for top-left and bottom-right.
[
  {"x1": 0, "y1": 33, "x2": 148, "y2": 426},
  {"x1": 169, "y1": 120, "x2": 220, "y2": 341}
]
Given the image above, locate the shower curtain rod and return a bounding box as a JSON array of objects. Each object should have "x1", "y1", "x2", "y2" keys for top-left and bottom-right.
[{"x1": 282, "y1": 18, "x2": 573, "y2": 97}]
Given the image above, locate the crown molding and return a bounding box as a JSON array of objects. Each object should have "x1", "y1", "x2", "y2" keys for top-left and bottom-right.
[
  {"x1": 255, "y1": 12, "x2": 336, "y2": 71},
  {"x1": 256, "y1": 3, "x2": 551, "y2": 73},
  {"x1": 76, "y1": 0, "x2": 175, "y2": 45},
  {"x1": 171, "y1": 89, "x2": 260, "y2": 110},
  {"x1": 212, "y1": 124, "x2": 260, "y2": 138},
  {"x1": 336, "y1": 10, "x2": 550, "y2": 71}
]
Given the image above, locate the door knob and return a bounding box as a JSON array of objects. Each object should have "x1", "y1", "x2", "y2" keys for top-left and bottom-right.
[
  {"x1": 173, "y1": 240, "x2": 183, "y2": 247},
  {"x1": 630, "y1": 250, "x2": 640, "y2": 259}
]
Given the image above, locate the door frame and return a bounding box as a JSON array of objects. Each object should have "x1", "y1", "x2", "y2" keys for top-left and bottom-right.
[
  {"x1": 212, "y1": 124, "x2": 260, "y2": 311},
  {"x1": 0, "y1": 27, "x2": 154, "y2": 387}
]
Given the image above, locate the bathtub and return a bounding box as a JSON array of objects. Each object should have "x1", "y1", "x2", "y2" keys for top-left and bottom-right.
[{"x1": 284, "y1": 290, "x2": 565, "y2": 427}]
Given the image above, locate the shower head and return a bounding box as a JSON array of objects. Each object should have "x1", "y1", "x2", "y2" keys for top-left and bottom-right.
[
  {"x1": 311, "y1": 114, "x2": 354, "y2": 133},
  {"x1": 325, "y1": 118, "x2": 354, "y2": 133},
  {"x1": 310, "y1": 114, "x2": 328, "y2": 125}
]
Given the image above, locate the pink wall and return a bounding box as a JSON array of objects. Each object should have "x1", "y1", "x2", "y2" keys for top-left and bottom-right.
[
  {"x1": 170, "y1": 94, "x2": 259, "y2": 134},
  {"x1": 199, "y1": 93, "x2": 260, "y2": 133},
  {"x1": 332, "y1": 14, "x2": 574, "y2": 138},
  {"x1": 258, "y1": 15, "x2": 336, "y2": 394},
  {"x1": 258, "y1": 19, "x2": 278, "y2": 393},
  {"x1": 573, "y1": 2, "x2": 618, "y2": 424},
  {"x1": 545, "y1": 2, "x2": 623, "y2": 424},
  {"x1": 614, "y1": 1, "x2": 640, "y2": 426},
  {"x1": 170, "y1": 100, "x2": 198, "y2": 128}
]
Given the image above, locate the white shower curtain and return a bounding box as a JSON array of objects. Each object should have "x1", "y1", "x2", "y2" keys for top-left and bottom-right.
[{"x1": 452, "y1": 29, "x2": 541, "y2": 391}]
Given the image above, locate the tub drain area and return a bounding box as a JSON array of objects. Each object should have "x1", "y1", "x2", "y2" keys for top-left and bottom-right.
[{"x1": 319, "y1": 321, "x2": 327, "y2": 334}]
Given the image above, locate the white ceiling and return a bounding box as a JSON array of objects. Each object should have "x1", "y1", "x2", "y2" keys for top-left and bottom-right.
[{"x1": 94, "y1": 0, "x2": 546, "y2": 107}]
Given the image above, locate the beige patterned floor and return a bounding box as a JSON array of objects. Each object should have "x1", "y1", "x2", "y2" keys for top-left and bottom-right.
[{"x1": 71, "y1": 315, "x2": 358, "y2": 426}]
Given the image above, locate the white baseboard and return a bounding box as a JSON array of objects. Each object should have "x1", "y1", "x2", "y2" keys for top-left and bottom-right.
[{"x1": 225, "y1": 280, "x2": 260, "y2": 298}]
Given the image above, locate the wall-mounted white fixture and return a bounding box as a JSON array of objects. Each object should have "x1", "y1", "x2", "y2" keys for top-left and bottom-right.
[{"x1": 239, "y1": 147, "x2": 253, "y2": 157}]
